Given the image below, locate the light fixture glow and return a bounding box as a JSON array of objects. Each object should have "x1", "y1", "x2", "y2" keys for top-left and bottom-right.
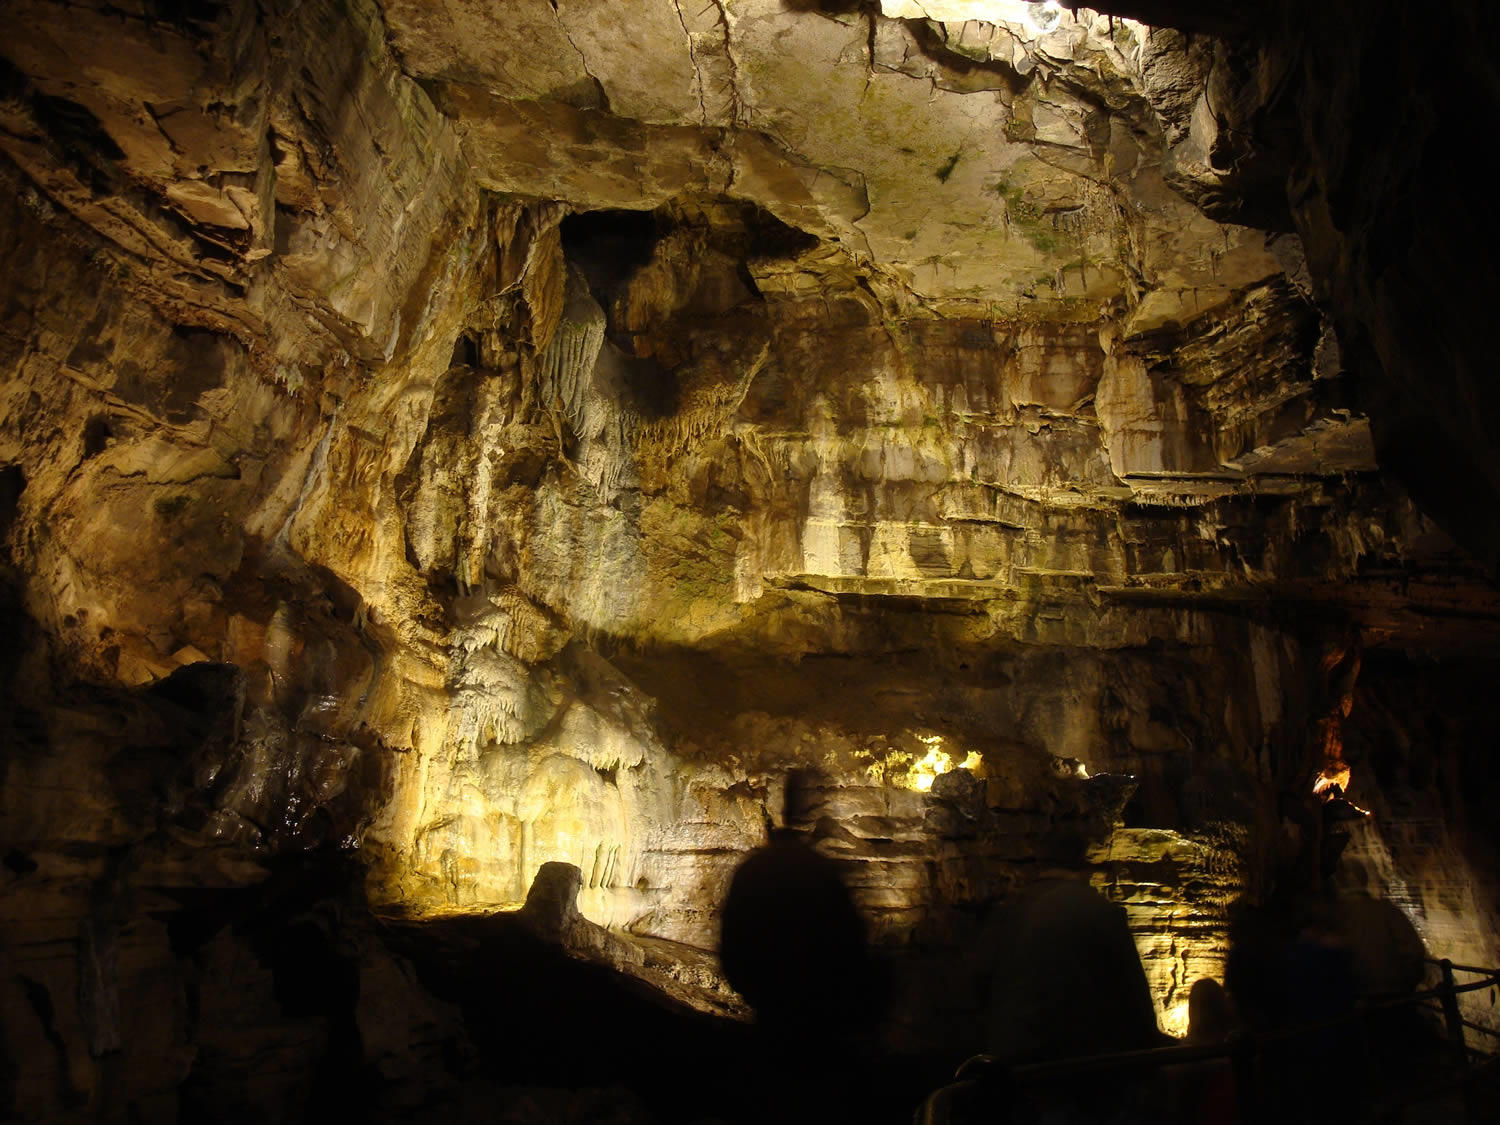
[
  {"x1": 858, "y1": 734, "x2": 982, "y2": 791},
  {"x1": 909, "y1": 739, "x2": 951, "y2": 792},
  {"x1": 1162, "y1": 1001, "x2": 1190, "y2": 1039},
  {"x1": 908, "y1": 736, "x2": 985, "y2": 791},
  {"x1": 1023, "y1": 0, "x2": 1062, "y2": 34},
  {"x1": 1312, "y1": 765, "x2": 1351, "y2": 797}
]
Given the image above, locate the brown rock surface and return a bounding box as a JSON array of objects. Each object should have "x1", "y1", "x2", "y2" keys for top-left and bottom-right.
[{"x1": 1, "y1": 1, "x2": 1498, "y2": 1120}]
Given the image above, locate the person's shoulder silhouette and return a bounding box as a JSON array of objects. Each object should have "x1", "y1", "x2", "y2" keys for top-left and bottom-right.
[{"x1": 719, "y1": 774, "x2": 874, "y2": 1038}]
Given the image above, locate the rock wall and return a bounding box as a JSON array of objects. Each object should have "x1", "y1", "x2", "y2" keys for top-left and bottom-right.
[
  {"x1": 1083, "y1": 0, "x2": 1500, "y2": 575},
  {"x1": 1, "y1": 1, "x2": 1499, "y2": 1119}
]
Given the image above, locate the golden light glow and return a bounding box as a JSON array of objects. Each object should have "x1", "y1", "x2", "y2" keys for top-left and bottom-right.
[
  {"x1": 1162, "y1": 1001, "x2": 1190, "y2": 1039},
  {"x1": 1313, "y1": 765, "x2": 1351, "y2": 796},
  {"x1": 860, "y1": 734, "x2": 983, "y2": 791},
  {"x1": 906, "y1": 736, "x2": 985, "y2": 791},
  {"x1": 909, "y1": 742, "x2": 949, "y2": 792},
  {"x1": 1312, "y1": 640, "x2": 1362, "y2": 807},
  {"x1": 1312, "y1": 764, "x2": 1371, "y2": 814}
]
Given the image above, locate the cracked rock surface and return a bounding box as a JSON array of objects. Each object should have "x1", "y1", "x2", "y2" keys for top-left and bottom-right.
[{"x1": 1, "y1": 1, "x2": 1499, "y2": 1120}]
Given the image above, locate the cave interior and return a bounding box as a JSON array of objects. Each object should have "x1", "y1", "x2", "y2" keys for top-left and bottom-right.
[{"x1": 2, "y1": 0, "x2": 1500, "y2": 1121}]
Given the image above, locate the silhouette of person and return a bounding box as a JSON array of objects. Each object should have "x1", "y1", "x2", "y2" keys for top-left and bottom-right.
[
  {"x1": 718, "y1": 770, "x2": 882, "y2": 1119},
  {"x1": 719, "y1": 770, "x2": 876, "y2": 1039},
  {"x1": 1187, "y1": 977, "x2": 1236, "y2": 1045},
  {"x1": 979, "y1": 878, "x2": 1166, "y2": 1124},
  {"x1": 983, "y1": 878, "x2": 1162, "y2": 1064},
  {"x1": 1179, "y1": 978, "x2": 1238, "y2": 1125}
]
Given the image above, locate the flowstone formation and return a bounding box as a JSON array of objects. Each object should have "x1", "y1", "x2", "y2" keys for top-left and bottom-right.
[{"x1": 2, "y1": 0, "x2": 1499, "y2": 1119}]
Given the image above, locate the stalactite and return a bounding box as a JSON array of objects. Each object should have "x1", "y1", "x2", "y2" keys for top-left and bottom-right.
[{"x1": 535, "y1": 266, "x2": 607, "y2": 434}]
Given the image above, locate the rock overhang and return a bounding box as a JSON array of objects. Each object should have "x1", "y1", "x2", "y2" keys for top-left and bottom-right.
[{"x1": 2, "y1": 3, "x2": 1500, "y2": 1113}]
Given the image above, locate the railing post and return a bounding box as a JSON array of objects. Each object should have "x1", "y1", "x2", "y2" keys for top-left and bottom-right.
[
  {"x1": 1440, "y1": 959, "x2": 1468, "y2": 1058},
  {"x1": 1439, "y1": 958, "x2": 1474, "y2": 1124}
]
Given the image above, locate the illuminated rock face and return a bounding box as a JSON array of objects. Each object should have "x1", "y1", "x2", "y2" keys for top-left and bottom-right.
[{"x1": 1, "y1": 0, "x2": 1499, "y2": 1117}]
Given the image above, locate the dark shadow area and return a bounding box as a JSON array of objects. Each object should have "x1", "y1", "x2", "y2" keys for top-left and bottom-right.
[
  {"x1": 561, "y1": 209, "x2": 661, "y2": 310},
  {"x1": 359, "y1": 849, "x2": 947, "y2": 1124},
  {"x1": 983, "y1": 879, "x2": 1167, "y2": 1121},
  {"x1": 718, "y1": 770, "x2": 895, "y2": 1121},
  {"x1": 392, "y1": 922, "x2": 749, "y2": 1120},
  {"x1": 1224, "y1": 891, "x2": 1451, "y2": 1124},
  {"x1": 595, "y1": 336, "x2": 679, "y2": 422},
  {"x1": 163, "y1": 853, "x2": 377, "y2": 1125},
  {"x1": 0, "y1": 464, "x2": 25, "y2": 542},
  {"x1": 143, "y1": 0, "x2": 228, "y2": 29},
  {"x1": 982, "y1": 878, "x2": 1164, "y2": 1062}
]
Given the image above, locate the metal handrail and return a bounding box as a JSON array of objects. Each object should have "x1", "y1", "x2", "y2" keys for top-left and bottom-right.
[
  {"x1": 1426, "y1": 957, "x2": 1495, "y2": 975},
  {"x1": 918, "y1": 957, "x2": 1500, "y2": 1124},
  {"x1": 1463, "y1": 1017, "x2": 1500, "y2": 1040}
]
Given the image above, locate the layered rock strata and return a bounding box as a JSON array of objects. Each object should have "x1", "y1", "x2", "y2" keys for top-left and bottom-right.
[{"x1": 2, "y1": 1, "x2": 1499, "y2": 1119}]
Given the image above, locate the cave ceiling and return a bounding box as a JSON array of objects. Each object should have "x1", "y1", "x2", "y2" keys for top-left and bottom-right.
[
  {"x1": 2, "y1": 1, "x2": 1500, "y2": 1112},
  {"x1": 1, "y1": 0, "x2": 1490, "y2": 648}
]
